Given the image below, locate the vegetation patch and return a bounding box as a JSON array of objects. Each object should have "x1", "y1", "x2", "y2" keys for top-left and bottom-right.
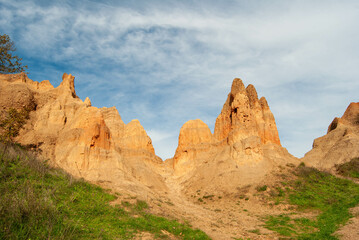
[
  {"x1": 264, "y1": 166, "x2": 359, "y2": 239},
  {"x1": 265, "y1": 214, "x2": 316, "y2": 237},
  {"x1": 336, "y1": 158, "x2": 359, "y2": 179},
  {"x1": 256, "y1": 185, "x2": 267, "y2": 192},
  {"x1": 203, "y1": 194, "x2": 215, "y2": 199},
  {"x1": 0, "y1": 108, "x2": 30, "y2": 143},
  {"x1": 269, "y1": 186, "x2": 286, "y2": 205},
  {"x1": 239, "y1": 194, "x2": 246, "y2": 199},
  {"x1": 0, "y1": 143, "x2": 210, "y2": 239},
  {"x1": 248, "y1": 228, "x2": 261, "y2": 234}
]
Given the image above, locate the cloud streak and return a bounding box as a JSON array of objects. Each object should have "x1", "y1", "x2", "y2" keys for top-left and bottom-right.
[{"x1": 1, "y1": 0, "x2": 358, "y2": 159}]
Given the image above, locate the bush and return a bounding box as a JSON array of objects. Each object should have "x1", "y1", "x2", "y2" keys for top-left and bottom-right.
[
  {"x1": 256, "y1": 185, "x2": 267, "y2": 192},
  {"x1": 0, "y1": 108, "x2": 30, "y2": 143}
]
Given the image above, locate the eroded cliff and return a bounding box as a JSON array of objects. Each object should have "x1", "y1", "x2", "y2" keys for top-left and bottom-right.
[{"x1": 0, "y1": 73, "x2": 167, "y2": 196}]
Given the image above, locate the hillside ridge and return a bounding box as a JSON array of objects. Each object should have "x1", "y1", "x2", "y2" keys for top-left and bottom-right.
[{"x1": 1, "y1": 72, "x2": 359, "y2": 239}]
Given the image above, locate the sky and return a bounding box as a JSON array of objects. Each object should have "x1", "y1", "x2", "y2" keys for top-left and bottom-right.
[{"x1": 1, "y1": 0, "x2": 358, "y2": 160}]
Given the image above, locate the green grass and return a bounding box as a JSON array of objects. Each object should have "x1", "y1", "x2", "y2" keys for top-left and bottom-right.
[
  {"x1": 0, "y1": 143, "x2": 210, "y2": 239},
  {"x1": 265, "y1": 214, "x2": 316, "y2": 238},
  {"x1": 264, "y1": 166, "x2": 359, "y2": 239},
  {"x1": 336, "y1": 157, "x2": 359, "y2": 179},
  {"x1": 256, "y1": 185, "x2": 267, "y2": 192},
  {"x1": 202, "y1": 194, "x2": 215, "y2": 199}
]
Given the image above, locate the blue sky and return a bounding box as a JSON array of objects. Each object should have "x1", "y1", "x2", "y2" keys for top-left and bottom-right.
[{"x1": 1, "y1": 0, "x2": 358, "y2": 160}]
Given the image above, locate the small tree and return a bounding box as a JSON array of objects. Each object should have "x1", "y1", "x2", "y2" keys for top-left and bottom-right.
[
  {"x1": 0, "y1": 34, "x2": 27, "y2": 74},
  {"x1": 0, "y1": 108, "x2": 30, "y2": 143}
]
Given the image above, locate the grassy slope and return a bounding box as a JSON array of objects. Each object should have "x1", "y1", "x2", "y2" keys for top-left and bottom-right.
[
  {"x1": 336, "y1": 158, "x2": 359, "y2": 179},
  {"x1": 264, "y1": 164, "x2": 359, "y2": 240},
  {"x1": 0, "y1": 143, "x2": 210, "y2": 240}
]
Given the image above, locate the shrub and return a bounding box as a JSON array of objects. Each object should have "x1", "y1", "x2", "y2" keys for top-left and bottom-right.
[
  {"x1": 0, "y1": 108, "x2": 30, "y2": 143},
  {"x1": 203, "y1": 194, "x2": 215, "y2": 199},
  {"x1": 256, "y1": 185, "x2": 267, "y2": 192},
  {"x1": 298, "y1": 162, "x2": 306, "y2": 167}
]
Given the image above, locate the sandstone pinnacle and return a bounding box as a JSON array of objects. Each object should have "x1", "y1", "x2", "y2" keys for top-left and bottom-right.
[
  {"x1": 214, "y1": 78, "x2": 281, "y2": 146},
  {"x1": 170, "y1": 78, "x2": 294, "y2": 189},
  {"x1": 58, "y1": 73, "x2": 77, "y2": 97}
]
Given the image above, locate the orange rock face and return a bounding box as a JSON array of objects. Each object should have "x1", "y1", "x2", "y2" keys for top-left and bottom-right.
[
  {"x1": 214, "y1": 78, "x2": 281, "y2": 146},
  {"x1": 172, "y1": 119, "x2": 213, "y2": 174},
  {"x1": 1, "y1": 73, "x2": 297, "y2": 196},
  {"x1": 176, "y1": 119, "x2": 213, "y2": 152},
  {"x1": 170, "y1": 78, "x2": 296, "y2": 193},
  {"x1": 0, "y1": 73, "x2": 166, "y2": 194},
  {"x1": 341, "y1": 102, "x2": 359, "y2": 125},
  {"x1": 303, "y1": 102, "x2": 359, "y2": 170},
  {"x1": 172, "y1": 78, "x2": 283, "y2": 171}
]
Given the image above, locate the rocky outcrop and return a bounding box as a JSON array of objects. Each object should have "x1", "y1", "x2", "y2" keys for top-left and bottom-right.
[
  {"x1": 0, "y1": 73, "x2": 300, "y2": 197},
  {"x1": 172, "y1": 119, "x2": 213, "y2": 174},
  {"x1": 0, "y1": 73, "x2": 166, "y2": 195},
  {"x1": 170, "y1": 78, "x2": 297, "y2": 194},
  {"x1": 0, "y1": 73, "x2": 38, "y2": 118},
  {"x1": 214, "y1": 78, "x2": 281, "y2": 146},
  {"x1": 303, "y1": 102, "x2": 359, "y2": 170}
]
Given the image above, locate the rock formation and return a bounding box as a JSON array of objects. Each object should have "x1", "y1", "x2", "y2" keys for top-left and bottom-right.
[
  {"x1": 170, "y1": 78, "x2": 297, "y2": 195},
  {"x1": 172, "y1": 119, "x2": 213, "y2": 174},
  {"x1": 214, "y1": 79, "x2": 281, "y2": 146},
  {"x1": 0, "y1": 72, "x2": 166, "y2": 195},
  {"x1": 4, "y1": 72, "x2": 359, "y2": 239},
  {"x1": 0, "y1": 73, "x2": 37, "y2": 117},
  {"x1": 303, "y1": 102, "x2": 359, "y2": 170},
  {"x1": 1, "y1": 73, "x2": 298, "y2": 196}
]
